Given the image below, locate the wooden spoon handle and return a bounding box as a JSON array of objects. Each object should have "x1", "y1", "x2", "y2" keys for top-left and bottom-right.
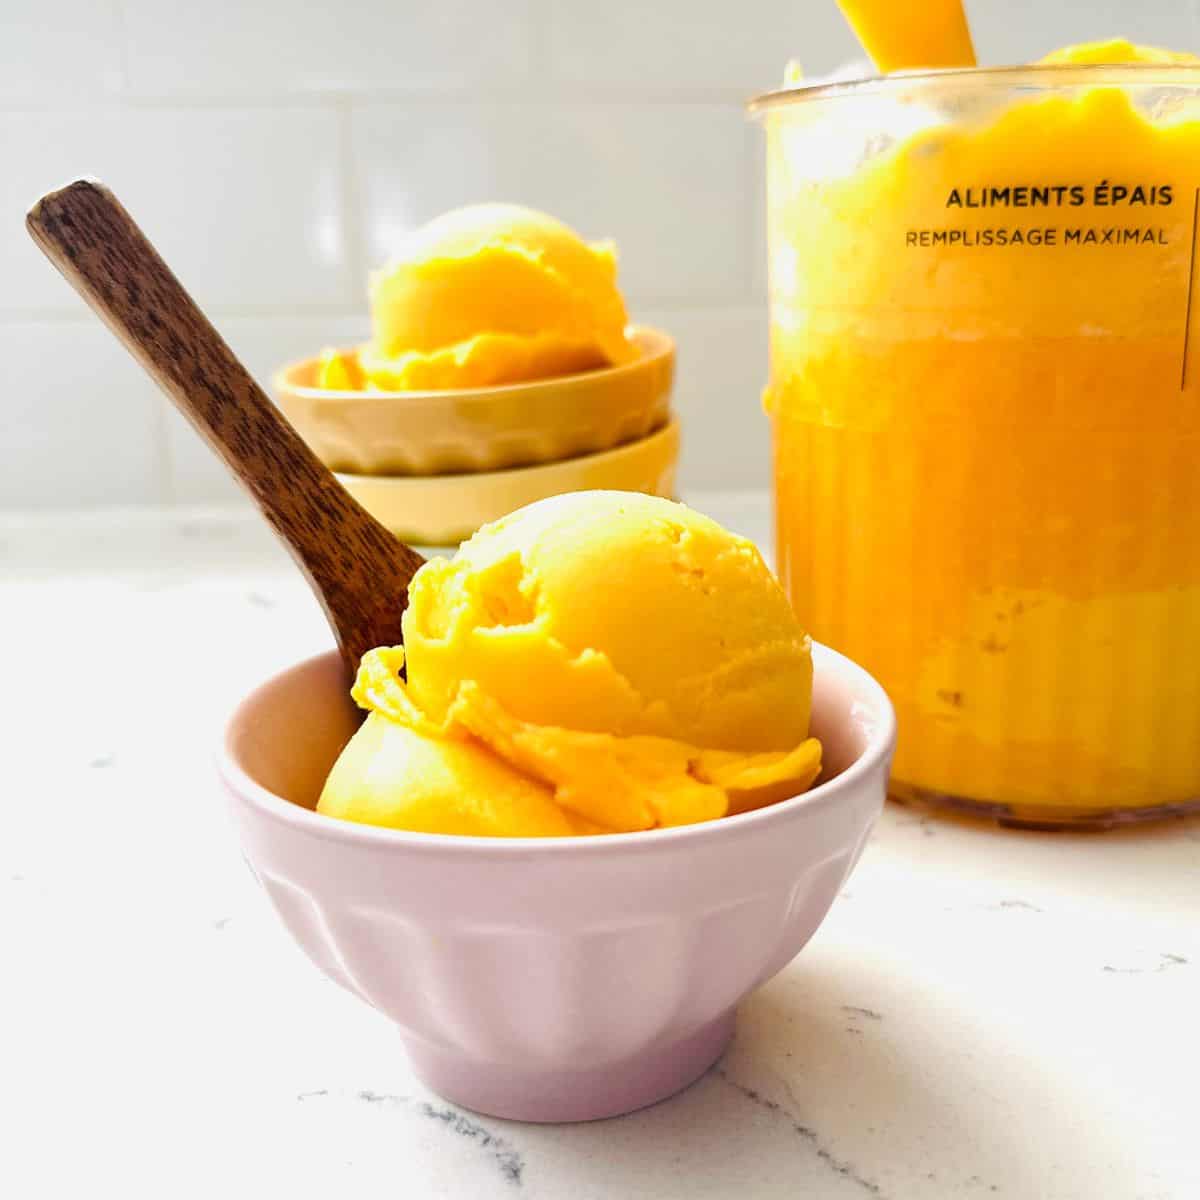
[{"x1": 27, "y1": 178, "x2": 424, "y2": 675}]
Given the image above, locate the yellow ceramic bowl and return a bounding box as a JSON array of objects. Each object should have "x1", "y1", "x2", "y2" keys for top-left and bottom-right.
[
  {"x1": 273, "y1": 326, "x2": 674, "y2": 476},
  {"x1": 337, "y1": 419, "x2": 680, "y2": 546}
]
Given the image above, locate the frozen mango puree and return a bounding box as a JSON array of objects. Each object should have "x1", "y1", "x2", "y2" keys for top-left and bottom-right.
[
  {"x1": 764, "y1": 41, "x2": 1200, "y2": 823},
  {"x1": 318, "y1": 204, "x2": 636, "y2": 391},
  {"x1": 319, "y1": 492, "x2": 821, "y2": 837}
]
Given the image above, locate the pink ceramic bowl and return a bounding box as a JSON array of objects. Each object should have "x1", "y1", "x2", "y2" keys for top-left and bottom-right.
[{"x1": 219, "y1": 643, "x2": 895, "y2": 1123}]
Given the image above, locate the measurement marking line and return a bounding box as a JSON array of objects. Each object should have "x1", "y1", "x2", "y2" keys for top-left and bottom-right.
[{"x1": 1181, "y1": 186, "x2": 1199, "y2": 390}]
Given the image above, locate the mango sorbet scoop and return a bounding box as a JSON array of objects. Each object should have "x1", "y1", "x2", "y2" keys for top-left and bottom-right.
[
  {"x1": 319, "y1": 492, "x2": 823, "y2": 837},
  {"x1": 322, "y1": 203, "x2": 637, "y2": 391}
]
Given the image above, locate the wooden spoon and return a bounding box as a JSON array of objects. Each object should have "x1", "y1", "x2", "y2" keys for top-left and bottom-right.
[{"x1": 26, "y1": 178, "x2": 425, "y2": 677}]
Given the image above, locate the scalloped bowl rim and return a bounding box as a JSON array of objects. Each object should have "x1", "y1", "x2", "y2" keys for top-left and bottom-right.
[{"x1": 274, "y1": 325, "x2": 675, "y2": 405}]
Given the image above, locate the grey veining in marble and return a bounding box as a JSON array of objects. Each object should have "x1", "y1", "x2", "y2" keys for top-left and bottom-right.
[{"x1": 3, "y1": 497, "x2": 1198, "y2": 1200}]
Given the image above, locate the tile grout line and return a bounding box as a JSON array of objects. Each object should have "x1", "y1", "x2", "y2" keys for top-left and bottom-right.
[
  {"x1": 0, "y1": 88, "x2": 757, "y2": 116},
  {"x1": 0, "y1": 306, "x2": 369, "y2": 326},
  {"x1": 0, "y1": 299, "x2": 756, "y2": 327},
  {"x1": 527, "y1": 0, "x2": 551, "y2": 88},
  {"x1": 149, "y1": 393, "x2": 176, "y2": 505},
  {"x1": 109, "y1": 0, "x2": 131, "y2": 95},
  {"x1": 743, "y1": 119, "x2": 761, "y2": 304},
  {"x1": 335, "y1": 97, "x2": 370, "y2": 307}
]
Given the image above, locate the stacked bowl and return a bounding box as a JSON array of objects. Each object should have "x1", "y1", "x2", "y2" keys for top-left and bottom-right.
[{"x1": 273, "y1": 326, "x2": 677, "y2": 547}]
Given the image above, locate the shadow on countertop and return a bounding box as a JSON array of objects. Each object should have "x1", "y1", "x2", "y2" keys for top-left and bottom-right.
[{"x1": 505, "y1": 955, "x2": 1152, "y2": 1200}]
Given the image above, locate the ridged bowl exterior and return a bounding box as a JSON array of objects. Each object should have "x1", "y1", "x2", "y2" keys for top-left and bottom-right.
[
  {"x1": 272, "y1": 327, "x2": 674, "y2": 476},
  {"x1": 334, "y1": 419, "x2": 680, "y2": 548},
  {"x1": 773, "y1": 413, "x2": 1200, "y2": 829},
  {"x1": 220, "y1": 645, "x2": 894, "y2": 1121}
]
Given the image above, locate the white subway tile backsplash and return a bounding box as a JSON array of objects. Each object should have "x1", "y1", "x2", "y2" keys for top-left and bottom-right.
[
  {"x1": 351, "y1": 100, "x2": 752, "y2": 307},
  {"x1": 0, "y1": 322, "x2": 165, "y2": 508},
  {"x1": 547, "y1": 0, "x2": 859, "y2": 93},
  {"x1": 120, "y1": 0, "x2": 534, "y2": 97},
  {"x1": 0, "y1": 2, "x2": 123, "y2": 100},
  {"x1": 162, "y1": 408, "x2": 246, "y2": 507},
  {"x1": 2, "y1": 108, "x2": 352, "y2": 316},
  {"x1": 2, "y1": 0, "x2": 1197, "y2": 511},
  {"x1": 641, "y1": 306, "x2": 770, "y2": 490},
  {"x1": 965, "y1": 0, "x2": 1198, "y2": 65},
  {"x1": 163, "y1": 315, "x2": 369, "y2": 504}
]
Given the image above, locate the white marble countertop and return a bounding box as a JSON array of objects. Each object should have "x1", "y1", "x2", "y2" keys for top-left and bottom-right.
[{"x1": 4, "y1": 494, "x2": 1198, "y2": 1200}]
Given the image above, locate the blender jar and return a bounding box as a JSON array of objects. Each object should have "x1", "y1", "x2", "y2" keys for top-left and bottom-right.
[{"x1": 751, "y1": 66, "x2": 1200, "y2": 829}]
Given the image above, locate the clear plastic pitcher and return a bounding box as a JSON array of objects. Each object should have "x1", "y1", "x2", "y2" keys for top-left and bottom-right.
[{"x1": 751, "y1": 66, "x2": 1200, "y2": 828}]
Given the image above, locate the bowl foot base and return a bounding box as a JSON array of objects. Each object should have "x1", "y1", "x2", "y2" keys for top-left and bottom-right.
[{"x1": 404, "y1": 1008, "x2": 736, "y2": 1124}]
